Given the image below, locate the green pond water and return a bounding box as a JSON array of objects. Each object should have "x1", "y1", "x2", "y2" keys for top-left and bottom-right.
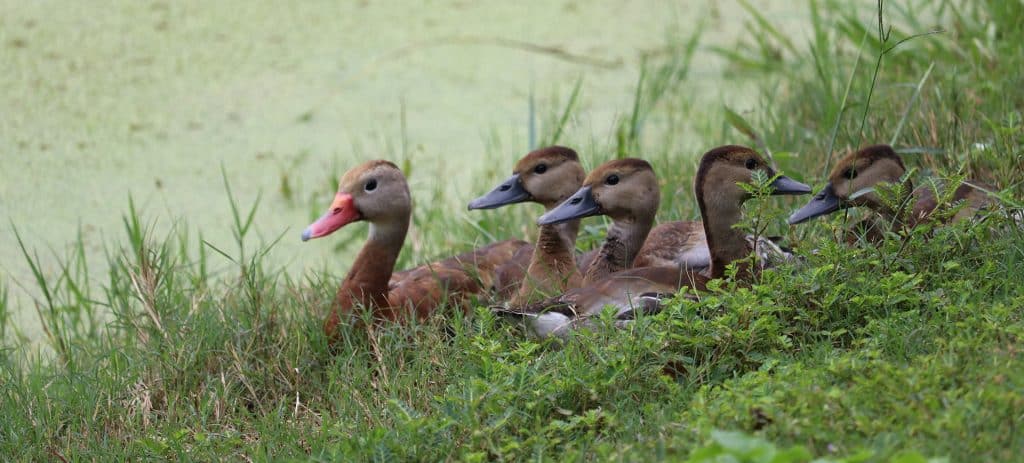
[{"x1": 1, "y1": 1, "x2": 820, "y2": 341}]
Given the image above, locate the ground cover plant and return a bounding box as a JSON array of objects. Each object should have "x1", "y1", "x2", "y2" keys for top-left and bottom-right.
[{"x1": 1, "y1": 0, "x2": 1022, "y2": 461}]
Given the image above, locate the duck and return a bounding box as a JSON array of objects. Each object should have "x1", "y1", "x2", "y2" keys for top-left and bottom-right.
[
  {"x1": 468, "y1": 146, "x2": 587, "y2": 305},
  {"x1": 537, "y1": 158, "x2": 661, "y2": 284},
  {"x1": 788, "y1": 144, "x2": 994, "y2": 238},
  {"x1": 302, "y1": 160, "x2": 531, "y2": 338},
  {"x1": 500, "y1": 145, "x2": 812, "y2": 338}
]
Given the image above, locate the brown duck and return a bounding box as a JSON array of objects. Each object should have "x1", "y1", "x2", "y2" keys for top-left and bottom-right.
[
  {"x1": 537, "y1": 158, "x2": 662, "y2": 284},
  {"x1": 468, "y1": 146, "x2": 588, "y2": 305},
  {"x1": 302, "y1": 160, "x2": 530, "y2": 338},
  {"x1": 788, "y1": 144, "x2": 993, "y2": 239}
]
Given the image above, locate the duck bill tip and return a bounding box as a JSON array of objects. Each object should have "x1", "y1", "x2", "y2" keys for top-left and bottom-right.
[
  {"x1": 467, "y1": 174, "x2": 529, "y2": 211},
  {"x1": 788, "y1": 184, "x2": 842, "y2": 224},
  {"x1": 302, "y1": 192, "x2": 360, "y2": 241},
  {"x1": 538, "y1": 185, "x2": 598, "y2": 225},
  {"x1": 770, "y1": 175, "x2": 813, "y2": 196}
]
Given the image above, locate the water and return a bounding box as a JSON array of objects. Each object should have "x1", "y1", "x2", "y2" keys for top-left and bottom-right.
[{"x1": 0, "y1": 0, "x2": 818, "y2": 340}]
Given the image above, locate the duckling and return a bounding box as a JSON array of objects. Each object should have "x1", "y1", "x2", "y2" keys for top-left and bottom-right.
[
  {"x1": 468, "y1": 146, "x2": 586, "y2": 305},
  {"x1": 538, "y1": 158, "x2": 660, "y2": 284},
  {"x1": 502, "y1": 146, "x2": 811, "y2": 338},
  {"x1": 788, "y1": 144, "x2": 994, "y2": 238},
  {"x1": 302, "y1": 160, "x2": 530, "y2": 338}
]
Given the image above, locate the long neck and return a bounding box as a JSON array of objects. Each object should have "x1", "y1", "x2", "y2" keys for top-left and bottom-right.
[
  {"x1": 536, "y1": 220, "x2": 580, "y2": 265},
  {"x1": 583, "y1": 218, "x2": 652, "y2": 283},
  {"x1": 333, "y1": 217, "x2": 409, "y2": 314},
  {"x1": 698, "y1": 192, "x2": 749, "y2": 280},
  {"x1": 513, "y1": 219, "x2": 581, "y2": 305}
]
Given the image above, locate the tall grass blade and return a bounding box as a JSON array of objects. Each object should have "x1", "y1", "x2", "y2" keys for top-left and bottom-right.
[
  {"x1": 889, "y1": 62, "x2": 935, "y2": 146},
  {"x1": 822, "y1": 31, "x2": 869, "y2": 178},
  {"x1": 723, "y1": 105, "x2": 758, "y2": 141},
  {"x1": 737, "y1": 0, "x2": 798, "y2": 56},
  {"x1": 10, "y1": 223, "x2": 66, "y2": 361},
  {"x1": 627, "y1": 61, "x2": 646, "y2": 150},
  {"x1": 545, "y1": 75, "x2": 583, "y2": 147},
  {"x1": 528, "y1": 81, "x2": 537, "y2": 150}
]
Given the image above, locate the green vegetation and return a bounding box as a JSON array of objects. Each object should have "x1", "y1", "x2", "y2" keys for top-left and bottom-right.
[{"x1": 2, "y1": 0, "x2": 1022, "y2": 460}]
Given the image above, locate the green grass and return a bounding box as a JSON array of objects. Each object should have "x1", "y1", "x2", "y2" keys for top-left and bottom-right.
[{"x1": 2, "y1": 0, "x2": 1023, "y2": 461}]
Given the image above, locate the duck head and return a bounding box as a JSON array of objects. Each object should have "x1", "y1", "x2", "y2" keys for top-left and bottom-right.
[
  {"x1": 538, "y1": 158, "x2": 659, "y2": 225},
  {"x1": 695, "y1": 145, "x2": 810, "y2": 278},
  {"x1": 468, "y1": 146, "x2": 585, "y2": 210},
  {"x1": 302, "y1": 160, "x2": 411, "y2": 241},
  {"x1": 788, "y1": 144, "x2": 906, "y2": 224},
  {"x1": 695, "y1": 145, "x2": 812, "y2": 208}
]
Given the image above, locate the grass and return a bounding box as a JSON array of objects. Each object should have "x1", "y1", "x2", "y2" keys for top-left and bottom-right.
[{"x1": 2, "y1": 0, "x2": 1023, "y2": 460}]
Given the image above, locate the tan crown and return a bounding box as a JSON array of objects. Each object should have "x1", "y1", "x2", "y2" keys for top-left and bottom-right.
[
  {"x1": 827, "y1": 144, "x2": 906, "y2": 210},
  {"x1": 514, "y1": 146, "x2": 585, "y2": 207},
  {"x1": 584, "y1": 158, "x2": 659, "y2": 222},
  {"x1": 694, "y1": 145, "x2": 777, "y2": 208}
]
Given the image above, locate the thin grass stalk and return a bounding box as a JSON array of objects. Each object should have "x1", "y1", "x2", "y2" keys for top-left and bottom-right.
[{"x1": 889, "y1": 62, "x2": 935, "y2": 146}]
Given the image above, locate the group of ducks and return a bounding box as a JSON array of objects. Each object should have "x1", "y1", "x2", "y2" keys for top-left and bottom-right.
[{"x1": 301, "y1": 144, "x2": 991, "y2": 340}]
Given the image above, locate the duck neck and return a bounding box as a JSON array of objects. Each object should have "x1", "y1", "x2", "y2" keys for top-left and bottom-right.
[
  {"x1": 535, "y1": 219, "x2": 580, "y2": 265},
  {"x1": 513, "y1": 219, "x2": 581, "y2": 305},
  {"x1": 554, "y1": 219, "x2": 580, "y2": 250},
  {"x1": 583, "y1": 217, "x2": 652, "y2": 283},
  {"x1": 700, "y1": 199, "x2": 749, "y2": 280},
  {"x1": 333, "y1": 217, "x2": 409, "y2": 313}
]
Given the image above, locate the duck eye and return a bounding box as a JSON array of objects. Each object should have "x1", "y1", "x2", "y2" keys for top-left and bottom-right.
[
  {"x1": 365, "y1": 179, "x2": 377, "y2": 192},
  {"x1": 745, "y1": 158, "x2": 757, "y2": 170},
  {"x1": 534, "y1": 163, "x2": 548, "y2": 174},
  {"x1": 605, "y1": 174, "x2": 619, "y2": 185},
  {"x1": 843, "y1": 168, "x2": 858, "y2": 180}
]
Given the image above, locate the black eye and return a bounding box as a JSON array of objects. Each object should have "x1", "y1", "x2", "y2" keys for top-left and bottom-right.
[
  {"x1": 745, "y1": 158, "x2": 757, "y2": 170},
  {"x1": 365, "y1": 179, "x2": 377, "y2": 191},
  {"x1": 605, "y1": 174, "x2": 619, "y2": 185},
  {"x1": 843, "y1": 168, "x2": 858, "y2": 180},
  {"x1": 534, "y1": 163, "x2": 548, "y2": 174}
]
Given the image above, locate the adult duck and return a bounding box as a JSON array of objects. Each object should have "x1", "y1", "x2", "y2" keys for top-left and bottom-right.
[
  {"x1": 468, "y1": 146, "x2": 587, "y2": 305},
  {"x1": 504, "y1": 146, "x2": 811, "y2": 338},
  {"x1": 302, "y1": 160, "x2": 530, "y2": 338},
  {"x1": 788, "y1": 144, "x2": 993, "y2": 238}
]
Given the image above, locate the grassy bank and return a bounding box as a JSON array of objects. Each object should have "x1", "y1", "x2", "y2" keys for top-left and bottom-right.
[{"x1": 2, "y1": 0, "x2": 1023, "y2": 461}]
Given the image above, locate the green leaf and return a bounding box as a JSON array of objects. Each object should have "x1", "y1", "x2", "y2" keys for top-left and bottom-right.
[{"x1": 724, "y1": 105, "x2": 760, "y2": 142}]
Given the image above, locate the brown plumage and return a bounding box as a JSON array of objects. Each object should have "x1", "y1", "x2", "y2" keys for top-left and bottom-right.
[
  {"x1": 631, "y1": 221, "x2": 708, "y2": 268},
  {"x1": 635, "y1": 222, "x2": 795, "y2": 270},
  {"x1": 789, "y1": 144, "x2": 995, "y2": 239},
  {"x1": 302, "y1": 160, "x2": 530, "y2": 339},
  {"x1": 468, "y1": 146, "x2": 587, "y2": 305},
  {"x1": 502, "y1": 146, "x2": 811, "y2": 338},
  {"x1": 537, "y1": 158, "x2": 660, "y2": 284}
]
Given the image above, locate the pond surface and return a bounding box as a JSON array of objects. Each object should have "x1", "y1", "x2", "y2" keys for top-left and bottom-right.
[{"x1": 0, "y1": 1, "x2": 817, "y2": 341}]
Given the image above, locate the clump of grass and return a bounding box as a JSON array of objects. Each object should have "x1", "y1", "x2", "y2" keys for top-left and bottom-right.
[{"x1": 2, "y1": 1, "x2": 1023, "y2": 461}]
